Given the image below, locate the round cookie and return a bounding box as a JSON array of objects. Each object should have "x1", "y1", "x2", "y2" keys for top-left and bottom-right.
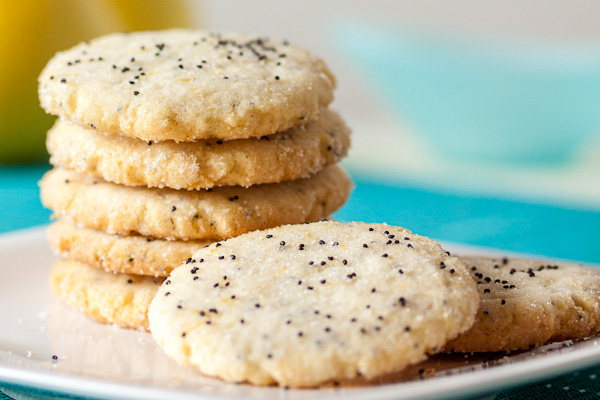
[
  {"x1": 40, "y1": 166, "x2": 352, "y2": 240},
  {"x1": 38, "y1": 30, "x2": 336, "y2": 142},
  {"x1": 47, "y1": 110, "x2": 350, "y2": 190},
  {"x1": 50, "y1": 259, "x2": 163, "y2": 331},
  {"x1": 48, "y1": 219, "x2": 211, "y2": 277},
  {"x1": 148, "y1": 221, "x2": 478, "y2": 387},
  {"x1": 445, "y1": 257, "x2": 600, "y2": 353}
]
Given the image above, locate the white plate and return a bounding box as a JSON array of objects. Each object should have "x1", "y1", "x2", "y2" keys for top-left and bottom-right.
[{"x1": 1, "y1": 226, "x2": 600, "y2": 400}]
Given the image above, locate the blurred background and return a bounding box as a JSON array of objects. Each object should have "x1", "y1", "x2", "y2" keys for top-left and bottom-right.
[{"x1": 2, "y1": 0, "x2": 600, "y2": 263}]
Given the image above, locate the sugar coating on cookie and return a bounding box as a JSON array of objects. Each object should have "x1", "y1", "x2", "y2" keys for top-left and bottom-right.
[
  {"x1": 40, "y1": 166, "x2": 352, "y2": 240},
  {"x1": 148, "y1": 221, "x2": 478, "y2": 387},
  {"x1": 50, "y1": 259, "x2": 163, "y2": 330},
  {"x1": 47, "y1": 109, "x2": 350, "y2": 190},
  {"x1": 445, "y1": 257, "x2": 600, "y2": 352},
  {"x1": 39, "y1": 30, "x2": 336, "y2": 142},
  {"x1": 48, "y1": 220, "x2": 212, "y2": 277}
]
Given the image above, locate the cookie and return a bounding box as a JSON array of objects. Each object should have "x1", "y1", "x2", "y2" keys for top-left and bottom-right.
[
  {"x1": 47, "y1": 109, "x2": 350, "y2": 190},
  {"x1": 48, "y1": 220, "x2": 211, "y2": 277},
  {"x1": 38, "y1": 30, "x2": 336, "y2": 142},
  {"x1": 50, "y1": 259, "x2": 163, "y2": 330},
  {"x1": 148, "y1": 221, "x2": 478, "y2": 387},
  {"x1": 40, "y1": 166, "x2": 351, "y2": 240},
  {"x1": 444, "y1": 257, "x2": 600, "y2": 352}
]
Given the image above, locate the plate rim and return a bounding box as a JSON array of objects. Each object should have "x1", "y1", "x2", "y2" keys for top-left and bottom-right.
[{"x1": 1, "y1": 225, "x2": 600, "y2": 400}]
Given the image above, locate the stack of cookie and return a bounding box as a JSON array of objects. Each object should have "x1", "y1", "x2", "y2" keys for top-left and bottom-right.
[{"x1": 38, "y1": 30, "x2": 352, "y2": 330}]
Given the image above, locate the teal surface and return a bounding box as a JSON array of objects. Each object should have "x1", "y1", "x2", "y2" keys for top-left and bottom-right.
[
  {"x1": 337, "y1": 170, "x2": 600, "y2": 264},
  {"x1": 0, "y1": 165, "x2": 51, "y2": 233},
  {"x1": 1, "y1": 165, "x2": 600, "y2": 264}
]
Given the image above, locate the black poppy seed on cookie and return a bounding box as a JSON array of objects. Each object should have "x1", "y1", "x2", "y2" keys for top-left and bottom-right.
[
  {"x1": 133, "y1": 91, "x2": 140, "y2": 95},
  {"x1": 266, "y1": 234, "x2": 273, "y2": 239},
  {"x1": 320, "y1": 279, "x2": 326, "y2": 284},
  {"x1": 320, "y1": 261, "x2": 326, "y2": 266},
  {"x1": 319, "y1": 240, "x2": 325, "y2": 245},
  {"x1": 165, "y1": 292, "x2": 170, "y2": 296},
  {"x1": 60, "y1": 78, "x2": 67, "y2": 83},
  {"x1": 297, "y1": 280, "x2": 302, "y2": 285},
  {"x1": 127, "y1": 279, "x2": 133, "y2": 284},
  {"x1": 407, "y1": 244, "x2": 413, "y2": 248},
  {"x1": 342, "y1": 259, "x2": 348, "y2": 265},
  {"x1": 501, "y1": 299, "x2": 506, "y2": 305},
  {"x1": 327, "y1": 256, "x2": 334, "y2": 261},
  {"x1": 386, "y1": 240, "x2": 392, "y2": 245},
  {"x1": 371, "y1": 288, "x2": 376, "y2": 293},
  {"x1": 483, "y1": 289, "x2": 491, "y2": 293},
  {"x1": 382, "y1": 254, "x2": 388, "y2": 258},
  {"x1": 299, "y1": 244, "x2": 305, "y2": 250},
  {"x1": 308, "y1": 261, "x2": 314, "y2": 266},
  {"x1": 368, "y1": 228, "x2": 374, "y2": 232},
  {"x1": 209, "y1": 308, "x2": 218, "y2": 313},
  {"x1": 307, "y1": 286, "x2": 314, "y2": 290},
  {"x1": 363, "y1": 244, "x2": 368, "y2": 248},
  {"x1": 399, "y1": 297, "x2": 407, "y2": 306}
]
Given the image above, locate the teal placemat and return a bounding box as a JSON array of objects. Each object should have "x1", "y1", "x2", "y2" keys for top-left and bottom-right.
[
  {"x1": 0, "y1": 164, "x2": 51, "y2": 233},
  {"x1": 337, "y1": 170, "x2": 600, "y2": 264}
]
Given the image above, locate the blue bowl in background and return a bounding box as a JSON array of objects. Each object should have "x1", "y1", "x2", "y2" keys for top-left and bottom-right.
[{"x1": 334, "y1": 21, "x2": 600, "y2": 164}]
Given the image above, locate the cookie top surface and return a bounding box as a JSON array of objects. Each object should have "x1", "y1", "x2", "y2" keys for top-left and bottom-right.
[
  {"x1": 51, "y1": 259, "x2": 163, "y2": 331},
  {"x1": 39, "y1": 29, "x2": 336, "y2": 142},
  {"x1": 40, "y1": 166, "x2": 352, "y2": 240},
  {"x1": 148, "y1": 221, "x2": 478, "y2": 387},
  {"x1": 47, "y1": 109, "x2": 350, "y2": 190},
  {"x1": 445, "y1": 257, "x2": 600, "y2": 352},
  {"x1": 48, "y1": 220, "x2": 211, "y2": 277}
]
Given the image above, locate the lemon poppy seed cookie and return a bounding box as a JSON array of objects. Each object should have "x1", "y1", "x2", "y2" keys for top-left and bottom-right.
[
  {"x1": 47, "y1": 109, "x2": 350, "y2": 190},
  {"x1": 40, "y1": 166, "x2": 352, "y2": 240},
  {"x1": 39, "y1": 29, "x2": 336, "y2": 142},
  {"x1": 48, "y1": 220, "x2": 212, "y2": 277},
  {"x1": 50, "y1": 259, "x2": 163, "y2": 331},
  {"x1": 445, "y1": 257, "x2": 600, "y2": 353},
  {"x1": 148, "y1": 221, "x2": 478, "y2": 387}
]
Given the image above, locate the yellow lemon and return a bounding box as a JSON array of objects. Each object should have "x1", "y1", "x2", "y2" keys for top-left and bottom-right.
[{"x1": 0, "y1": 0, "x2": 194, "y2": 163}]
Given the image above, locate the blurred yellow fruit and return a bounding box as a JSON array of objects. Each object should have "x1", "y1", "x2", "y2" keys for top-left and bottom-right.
[{"x1": 0, "y1": 0, "x2": 194, "y2": 163}]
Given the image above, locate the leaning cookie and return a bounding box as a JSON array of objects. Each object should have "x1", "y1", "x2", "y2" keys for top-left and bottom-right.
[
  {"x1": 39, "y1": 30, "x2": 335, "y2": 142},
  {"x1": 148, "y1": 221, "x2": 478, "y2": 387},
  {"x1": 445, "y1": 257, "x2": 600, "y2": 353},
  {"x1": 40, "y1": 165, "x2": 352, "y2": 240},
  {"x1": 47, "y1": 109, "x2": 350, "y2": 190},
  {"x1": 48, "y1": 220, "x2": 211, "y2": 277},
  {"x1": 50, "y1": 259, "x2": 163, "y2": 330}
]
